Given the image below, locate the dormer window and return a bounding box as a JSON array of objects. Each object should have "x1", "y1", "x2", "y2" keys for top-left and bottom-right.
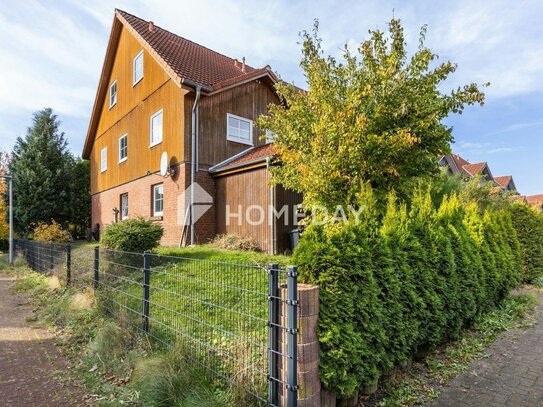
[
  {"x1": 133, "y1": 50, "x2": 144, "y2": 85},
  {"x1": 227, "y1": 114, "x2": 253, "y2": 145},
  {"x1": 109, "y1": 80, "x2": 117, "y2": 108}
]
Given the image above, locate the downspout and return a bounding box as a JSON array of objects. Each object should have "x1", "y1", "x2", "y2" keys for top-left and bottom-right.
[
  {"x1": 267, "y1": 157, "x2": 276, "y2": 255},
  {"x1": 190, "y1": 86, "x2": 202, "y2": 246}
]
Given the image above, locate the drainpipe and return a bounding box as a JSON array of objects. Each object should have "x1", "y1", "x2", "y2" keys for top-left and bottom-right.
[
  {"x1": 190, "y1": 85, "x2": 202, "y2": 246},
  {"x1": 267, "y1": 157, "x2": 276, "y2": 255}
]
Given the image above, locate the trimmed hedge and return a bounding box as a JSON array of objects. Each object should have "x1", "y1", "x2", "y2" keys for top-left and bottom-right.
[
  {"x1": 510, "y1": 203, "x2": 543, "y2": 282},
  {"x1": 293, "y1": 186, "x2": 522, "y2": 397}
]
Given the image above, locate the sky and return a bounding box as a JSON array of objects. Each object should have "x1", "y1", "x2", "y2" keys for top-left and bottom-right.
[{"x1": 0, "y1": 0, "x2": 541, "y2": 194}]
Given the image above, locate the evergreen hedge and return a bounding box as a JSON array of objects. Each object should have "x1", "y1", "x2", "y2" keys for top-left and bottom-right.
[
  {"x1": 293, "y1": 186, "x2": 522, "y2": 397},
  {"x1": 510, "y1": 203, "x2": 543, "y2": 283}
]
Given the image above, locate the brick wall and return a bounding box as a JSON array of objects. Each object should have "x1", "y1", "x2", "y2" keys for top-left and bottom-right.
[{"x1": 91, "y1": 162, "x2": 217, "y2": 246}]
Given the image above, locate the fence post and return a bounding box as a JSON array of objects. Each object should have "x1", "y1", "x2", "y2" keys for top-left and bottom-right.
[
  {"x1": 93, "y1": 246, "x2": 100, "y2": 289},
  {"x1": 268, "y1": 263, "x2": 280, "y2": 405},
  {"x1": 142, "y1": 251, "x2": 151, "y2": 333},
  {"x1": 66, "y1": 243, "x2": 71, "y2": 286},
  {"x1": 287, "y1": 266, "x2": 298, "y2": 407}
]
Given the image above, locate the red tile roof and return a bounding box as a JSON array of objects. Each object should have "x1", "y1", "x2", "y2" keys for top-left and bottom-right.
[
  {"x1": 527, "y1": 194, "x2": 543, "y2": 205},
  {"x1": 210, "y1": 144, "x2": 275, "y2": 173},
  {"x1": 116, "y1": 9, "x2": 274, "y2": 90},
  {"x1": 494, "y1": 176, "x2": 512, "y2": 189},
  {"x1": 462, "y1": 162, "x2": 487, "y2": 176}
]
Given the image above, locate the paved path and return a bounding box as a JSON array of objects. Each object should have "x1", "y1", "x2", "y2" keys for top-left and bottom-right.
[
  {"x1": 0, "y1": 274, "x2": 86, "y2": 406},
  {"x1": 428, "y1": 289, "x2": 543, "y2": 407}
]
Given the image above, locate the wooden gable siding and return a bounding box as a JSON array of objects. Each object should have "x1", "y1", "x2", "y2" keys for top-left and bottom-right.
[
  {"x1": 96, "y1": 26, "x2": 172, "y2": 136},
  {"x1": 184, "y1": 80, "x2": 279, "y2": 167},
  {"x1": 215, "y1": 167, "x2": 272, "y2": 252},
  {"x1": 90, "y1": 26, "x2": 187, "y2": 195}
]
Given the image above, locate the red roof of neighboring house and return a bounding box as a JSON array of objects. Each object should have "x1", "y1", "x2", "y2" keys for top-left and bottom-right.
[
  {"x1": 462, "y1": 162, "x2": 487, "y2": 176},
  {"x1": 117, "y1": 9, "x2": 264, "y2": 89},
  {"x1": 494, "y1": 176, "x2": 512, "y2": 189},
  {"x1": 450, "y1": 153, "x2": 471, "y2": 171},
  {"x1": 527, "y1": 194, "x2": 543, "y2": 206},
  {"x1": 210, "y1": 144, "x2": 276, "y2": 173}
]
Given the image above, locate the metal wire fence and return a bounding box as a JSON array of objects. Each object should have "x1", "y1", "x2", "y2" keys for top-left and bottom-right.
[{"x1": 14, "y1": 240, "x2": 298, "y2": 406}]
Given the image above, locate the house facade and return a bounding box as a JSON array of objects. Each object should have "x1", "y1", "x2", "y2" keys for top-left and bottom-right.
[
  {"x1": 439, "y1": 153, "x2": 518, "y2": 192},
  {"x1": 83, "y1": 10, "x2": 301, "y2": 253}
]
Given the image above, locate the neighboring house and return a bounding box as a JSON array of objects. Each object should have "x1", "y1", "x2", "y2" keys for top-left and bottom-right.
[
  {"x1": 82, "y1": 9, "x2": 301, "y2": 253},
  {"x1": 526, "y1": 194, "x2": 543, "y2": 212},
  {"x1": 439, "y1": 153, "x2": 517, "y2": 193}
]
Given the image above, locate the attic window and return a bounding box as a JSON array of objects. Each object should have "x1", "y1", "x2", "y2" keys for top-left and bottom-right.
[
  {"x1": 109, "y1": 80, "x2": 117, "y2": 108},
  {"x1": 133, "y1": 50, "x2": 144, "y2": 86},
  {"x1": 227, "y1": 114, "x2": 253, "y2": 146}
]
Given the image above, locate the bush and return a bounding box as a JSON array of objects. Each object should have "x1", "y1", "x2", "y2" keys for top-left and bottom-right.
[
  {"x1": 101, "y1": 218, "x2": 163, "y2": 252},
  {"x1": 293, "y1": 184, "x2": 523, "y2": 397},
  {"x1": 33, "y1": 221, "x2": 72, "y2": 243},
  {"x1": 509, "y1": 203, "x2": 543, "y2": 282},
  {"x1": 210, "y1": 234, "x2": 261, "y2": 252}
]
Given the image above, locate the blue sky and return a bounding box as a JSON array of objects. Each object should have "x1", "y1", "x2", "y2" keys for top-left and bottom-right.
[{"x1": 0, "y1": 0, "x2": 541, "y2": 194}]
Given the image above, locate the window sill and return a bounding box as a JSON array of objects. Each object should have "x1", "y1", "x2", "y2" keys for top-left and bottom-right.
[
  {"x1": 150, "y1": 215, "x2": 163, "y2": 221},
  {"x1": 149, "y1": 141, "x2": 162, "y2": 149},
  {"x1": 101, "y1": 169, "x2": 107, "y2": 173},
  {"x1": 109, "y1": 102, "x2": 116, "y2": 110},
  {"x1": 118, "y1": 158, "x2": 127, "y2": 164},
  {"x1": 133, "y1": 77, "x2": 143, "y2": 87},
  {"x1": 226, "y1": 137, "x2": 253, "y2": 146}
]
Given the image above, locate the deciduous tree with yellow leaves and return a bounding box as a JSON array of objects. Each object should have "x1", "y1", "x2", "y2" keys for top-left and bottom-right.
[{"x1": 258, "y1": 19, "x2": 487, "y2": 209}]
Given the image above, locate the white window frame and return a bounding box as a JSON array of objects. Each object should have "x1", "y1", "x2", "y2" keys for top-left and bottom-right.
[
  {"x1": 120, "y1": 193, "x2": 128, "y2": 220},
  {"x1": 133, "y1": 49, "x2": 144, "y2": 86},
  {"x1": 100, "y1": 147, "x2": 107, "y2": 173},
  {"x1": 226, "y1": 113, "x2": 253, "y2": 146},
  {"x1": 150, "y1": 109, "x2": 163, "y2": 147},
  {"x1": 153, "y1": 184, "x2": 164, "y2": 216},
  {"x1": 109, "y1": 80, "x2": 117, "y2": 108},
  {"x1": 118, "y1": 133, "x2": 128, "y2": 163}
]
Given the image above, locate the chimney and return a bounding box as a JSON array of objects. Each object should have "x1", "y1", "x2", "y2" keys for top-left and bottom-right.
[
  {"x1": 241, "y1": 57, "x2": 246, "y2": 72},
  {"x1": 148, "y1": 21, "x2": 155, "y2": 32}
]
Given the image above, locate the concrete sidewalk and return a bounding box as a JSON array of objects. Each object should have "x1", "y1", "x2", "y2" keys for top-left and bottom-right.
[{"x1": 0, "y1": 275, "x2": 85, "y2": 406}]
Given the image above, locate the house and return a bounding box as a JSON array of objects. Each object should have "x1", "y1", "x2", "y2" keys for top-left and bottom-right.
[
  {"x1": 82, "y1": 9, "x2": 301, "y2": 253},
  {"x1": 439, "y1": 153, "x2": 517, "y2": 193},
  {"x1": 526, "y1": 194, "x2": 543, "y2": 212}
]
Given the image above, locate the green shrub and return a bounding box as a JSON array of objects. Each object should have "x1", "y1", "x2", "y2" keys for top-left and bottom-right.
[
  {"x1": 294, "y1": 182, "x2": 523, "y2": 397},
  {"x1": 32, "y1": 221, "x2": 72, "y2": 243},
  {"x1": 509, "y1": 203, "x2": 543, "y2": 282},
  {"x1": 101, "y1": 217, "x2": 163, "y2": 252}
]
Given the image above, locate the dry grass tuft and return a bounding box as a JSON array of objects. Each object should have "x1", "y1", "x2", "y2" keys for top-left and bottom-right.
[{"x1": 70, "y1": 289, "x2": 95, "y2": 310}]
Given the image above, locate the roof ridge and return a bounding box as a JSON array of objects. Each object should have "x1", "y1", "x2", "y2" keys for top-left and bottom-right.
[{"x1": 115, "y1": 9, "x2": 257, "y2": 74}]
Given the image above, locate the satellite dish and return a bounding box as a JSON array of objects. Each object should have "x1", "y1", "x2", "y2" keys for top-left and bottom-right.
[{"x1": 160, "y1": 152, "x2": 169, "y2": 177}]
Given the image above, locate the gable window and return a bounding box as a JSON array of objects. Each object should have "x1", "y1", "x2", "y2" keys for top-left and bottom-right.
[
  {"x1": 120, "y1": 193, "x2": 128, "y2": 220},
  {"x1": 100, "y1": 147, "x2": 107, "y2": 173},
  {"x1": 153, "y1": 184, "x2": 164, "y2": 216},
  {"x1": 109, "y1": 80, "x2": 117, "y2": 108},
  {"x1": 227, "y1": 114, "x2": 253, "y2": 145},
  {"x1": 133, "y1": 50, "x2": 144, "y2": 85},
  {"x1": 150, "y1": 109, "x2": 163, "y2": 147},
  {"x1": 118, "y1": 134, "x2": 128, "y2": 163}
]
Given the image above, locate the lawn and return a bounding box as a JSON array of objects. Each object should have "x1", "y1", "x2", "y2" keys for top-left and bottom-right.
[{"x1": 66, "y1": 243, "x2": 291, "y2": 402}]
